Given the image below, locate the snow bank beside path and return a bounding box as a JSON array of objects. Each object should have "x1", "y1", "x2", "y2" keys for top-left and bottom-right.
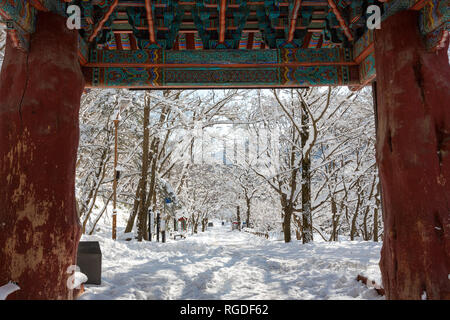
[{"x1": 79, "y1": 222, "x2": 383, "y2": 300}]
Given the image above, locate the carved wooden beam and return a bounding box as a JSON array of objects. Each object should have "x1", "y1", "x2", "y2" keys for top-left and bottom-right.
[
  {"x1": 327, "y1": 0, "x2": 353, "y2": 41},
  {"x1": 85, "y1": 48, "x2": 356, "y2": 68},
  {"x1": 144, "y1": 0, "x2": 157, "y2": 44},
  {"x1": 83, "y1": 63, "x2": 360, "y2": 88},
  {"x1": 89, "y1": 0, "x2": 119, "y2": 42},
  {"x1": 288, "y1": 0, "x2": 302, "y2": 42},
  {"x1": 219, "y1": 0, "x2": 227, "y2": 43}
]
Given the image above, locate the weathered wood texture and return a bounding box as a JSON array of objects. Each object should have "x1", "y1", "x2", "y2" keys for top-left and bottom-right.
[
  {"x1": 375, "y1": 10, "x2": 450, "y2": 300},
  {"x1": 0, "y1": 12, "x2": 85, "y2": 299}
]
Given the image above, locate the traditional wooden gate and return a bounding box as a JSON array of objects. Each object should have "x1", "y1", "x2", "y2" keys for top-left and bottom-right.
[{"x1": 0, "y1": 0, "x2": 448, "y2": 299}]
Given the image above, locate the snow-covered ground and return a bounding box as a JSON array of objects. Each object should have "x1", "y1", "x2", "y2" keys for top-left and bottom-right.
[{"x1": 79, "y1": 221, "x2": 383, "y2": 300}]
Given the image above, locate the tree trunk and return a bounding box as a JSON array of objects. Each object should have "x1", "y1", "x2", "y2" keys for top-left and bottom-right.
[
  {"x1": 373, "y1": 207, "x2": 379, "y2": 242},
  {"x1": 282, "y1": 207, "x2": 292, "y2": 243},
  {"x1": 143, "y1": 138, "x2": 159, "y2": 222},
  {"x1": 362, "y1": 206, "x2": 370, "y2": 241},
  {"x1": 375, "y1": 11, "x2": 450, "y2": 299},
  {"x1": 201, "y1": 218, "x2": 206, "y2": 232},
  {"x1": 373, "y1": 182, "x2": 381, "y2": 242},
  {"x1": 236, "y1": 206, "x2": 241, "y2": 231},
  {"x1": 363, "y1": 175, "x2": 377, "y2": 241},
  {"x1": 280, "y1": 194, "x2": 292, "y2": 243},
  {"x1": 330, "y1": 197, "x2": 339, "y2": 241},
  {"x1": 350, "y1": 183, "x2": 362, "y2": 241},
  {"x1": 0, "y1": 12, "x2": 84, "y2": 299},
  {"x1": 293, "y1": 214, "x2": 302, "y2": 240},
  {"x1": 301, "y1": 155, "x2": 313, "y2": 243},
  {"x1": 81, "y1": 158, "x2": 108, "y2": 233},
  {"x1": 79, "y1": 146, "x2": 109, "y2": 224},
  {"x1": 245, "y1": 196, "x2": 251, "y2": 227},
  {"x1": 88, "y1": 194, "x2": 113, "y2": 235},
  {"x1": 136, "y1": 100, "x2": 151, "y2": 241},
  {"x1": 139, "y1": 138, "x2": 157, "y2": 241},
  {"x1": 124, "y1": 182, "x2": 141, "y2": 233},
  {"x1": 300, "y1": 102, "x2": 313, "y2": 243}
]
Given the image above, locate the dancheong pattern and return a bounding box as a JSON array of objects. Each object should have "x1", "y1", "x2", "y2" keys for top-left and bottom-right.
[
  {"x1": 86, "y1": 65, "x2": 358, "y2": 87},
  {"x1": 90, "y1": 50, "x2": 163, "y2": 64},
  {"x1": 359, "y1": 52, "x2": 376, "y2": 84},
  {"x1": 165, "y1": 50, "x2": 280, "y2": 65},
  {"x1": 2, "y1": 0, "x2": 447, "y2": 87},
  {"x1": 92, "y1": 67, "x2": 161, "y2": 87},
  {"x1": 281, "y1": 48, "x2": 352, "y2": 64},
  {"x1": 88, "y1": 49, "x2": 353, "y2": 66},
  {"x1": 283, "y1": 66, "x2": 351, "y2": 86},
  {"x1": 164, "y1": 68, "x2": 281, "y2": 85}
]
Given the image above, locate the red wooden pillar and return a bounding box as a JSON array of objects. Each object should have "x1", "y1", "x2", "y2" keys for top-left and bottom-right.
[
  {"x1": 0, "y1": 12, "x2": 84, "y2": 299},
  {"x1": 374, "y1": 11, "x2": 450, "y2": 299}
]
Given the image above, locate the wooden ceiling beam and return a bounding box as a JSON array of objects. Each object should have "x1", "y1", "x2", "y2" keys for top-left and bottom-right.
[
  {"x1": 89, "y1": 0, "x2": 119, "y2": 42},
  {"x1": 288, "y1": 0, "x2": 302, "y2": 42},
  {"x1": 219, "y1": 0, "x2": 227, "y2": 43},
  {"x1": 115, "y1": 33, "x2": 123, "y2": 50},
  {"x1": 108, "y1": 26, "x2": 337, "y2": 33},
  {"x1": 144, "y1": 0, "x2": 157, "y2": 44},
  {"x1": 130, "y1": 34, "x2": 138, "y2": 50},
  {"x1": 114, "y1": 1, "x2": 328, "y2": 7},
  {"x1": 327, "y1": 0, "x2": 353, "y2": 41},
  {"x1": 410, "y1": 0, "x2": 429, "y2": 10},
  {"x1": 29, "y1": 0, "x2": 49, "y2": 11}
]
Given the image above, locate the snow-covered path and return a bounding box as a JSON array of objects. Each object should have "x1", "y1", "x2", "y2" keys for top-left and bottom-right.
[{"x1": 80, "y1": 223, "x2": 383, "y2": 300}]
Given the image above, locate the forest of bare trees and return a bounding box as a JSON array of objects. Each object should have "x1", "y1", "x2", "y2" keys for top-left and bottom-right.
[{"x1": 75, "y1": 86, "x2": 381, "y2": 243}]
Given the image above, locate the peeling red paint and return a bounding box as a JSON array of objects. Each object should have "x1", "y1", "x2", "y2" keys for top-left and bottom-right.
[
  {"x1": 0, "y1": 12, "x2": 84, "y2": 299},
  {"x1": 375, "y1": 11, "x2": 450, "y2": 300}
]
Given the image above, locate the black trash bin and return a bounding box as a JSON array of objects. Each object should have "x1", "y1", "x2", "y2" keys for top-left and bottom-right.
[{"x1": 76, "y1": 241, "x2": 102, "y2": 285}]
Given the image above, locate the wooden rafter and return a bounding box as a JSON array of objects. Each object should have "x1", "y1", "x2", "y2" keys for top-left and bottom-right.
[
  {"x1": 29, "y1": 0, "x2": 72, "y2": 11},
  {"x1": 327, "y1": 0, "x2": 353, "y2": 41},
  {"x1": 144, "y1": 0, "x2": 157, "y2": 44},
  {"x1": 317, "y1": 34, "x2": 323, "y2": 48},
  {"x1": 114, "y1": 1, "x2": 328, "y2": 7},
  {"x1": 130, "y1": 34, "x2": 138, "y2": 50},
  {"x1": 288, "y1": 0, "x2": 302, "y2": 42},
  {"x1": 219, "y1": 0, "x2": 227, "y2": 43},
  {"x1": 410, "y1": 0, "x2": 430, "y2": 10},
  {"x1": 115, "y1": 33, "x2": 123, "y2": 50},
  {"x1": 29, "y1": 0, "x2": 49, "y2": 11},
  {"x1": 247, "y1": 32, "x2": 254, "y2": 49},
  {"x1": 85, "y1": 54, "x2": 357, "y2": 68},
  {"x1": 89, "y1": 0, "x2": 120, "y2": 42},
  {"x1": 302, "y1": 32, "x2": 312, "y2": 48},
  {"x1": 354, "y1": 43, "x2": 374, "y2": 64}
]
